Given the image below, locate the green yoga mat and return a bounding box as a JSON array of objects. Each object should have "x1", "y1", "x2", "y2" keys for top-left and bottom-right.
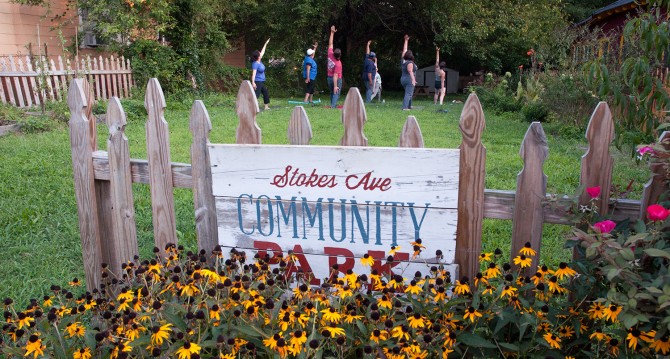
[{"x1": 287, "y1": 99, "x2": 322, "y2": 105}]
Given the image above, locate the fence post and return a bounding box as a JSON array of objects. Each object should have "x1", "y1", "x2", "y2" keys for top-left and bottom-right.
[
  {"x1": 579, "y1": 102, "x2": 614, "y2": 214},
  {"x1": 190, "y1": 100, "x2": 219, "y2": 253},
  {"x1": 640, "y1": 131, "x2": 670, "y2": 217},
  {"x1": 456, "y1": 93, "x2": 486, "y2": 280},
  {"x1": 340, "y1": 87, "x2": 368, "y2": 146},
  {"x1": 511, "y1": 122, "x2": 548, "y2": 274},
  {"x1": 105, "y1": 97, "x2": 139, "y2": 275},
  {"x1": 236, "y1": 80, "x2": 262, "y2": 144},
  {"x1": 288, "y1": 106, "x2": 312, "y2": 145},
  {"x1": 68, "y1": 78, "x2": 103, "y2": 291},
  {"x1": 145, "y1": 79, "x2": 178, "y2": 253},
  {"x1": 398, "y1": 116, "x2": 424, "y2": 148}
]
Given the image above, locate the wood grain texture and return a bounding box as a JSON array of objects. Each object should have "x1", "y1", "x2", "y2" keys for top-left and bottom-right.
[
  {"x1": 82, "y1": 79, "x2": 96, "y2": 151},
  {"x1": 340, "y1": 87, "x2": 368, "y2": 146},
  {"x1": 580, "y1": 102, "x2": 614, "y2": 213},
  {"x1": 190, "y1": 100, "x2": 219, "y2": 253},
  {"x1": 50, "y1": 59, "x2": 62, "y2": 101},
  {"x1": 145, "y1": 78, "x2": 178, "y2": 252},
  {"x1": 110, "y1": 56, "x2": 118, "y2": 97},
  {"x1": 640, "y1": 131, "x2": 670, "y2": 218},
  {"x1": 483, "y1": 189, "x2": 641, "y2": 224},
  {"x1": 398, "y1": 116, "x2": 424, "y2": 148},
  {"x1": 93, "y1": 57, "x2": 101, "y2": 101},
  {"x1": 67, "y1": 78, "x2": 103, "y2": 291},
  {"x1": 456, "y1": 93, "x2": 486, "y2": 280},
  {"x1": 9, "y1": 56, "x2": 24, "y2": 107},
  {"x1": 93, "y1": 152, "x2": 193, "y2": 187},
  {"x1": 106, "y1": 97, "x2": 139, "y2": 275},
  {"x1": 288, "y1": 106, "x2": 312, "y2": 145},
  {"x1": 511, "y1": 122, "x2": 548, "y2": 274},
  {"x1": 24, "y1": 56, "x2": 40, "y2": 106},
  {"x1": 99, "y1": 56, "x2": 107, "y2": 100},
  {"x1": 235, "y1": 80, "x2": 262, "y2": 144},
  {"x1": 121, "y1": 56, "x2": 129, "y2": 98}
]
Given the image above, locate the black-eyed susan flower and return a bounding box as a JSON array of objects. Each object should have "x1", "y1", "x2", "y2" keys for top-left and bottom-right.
[
  {"x1": 485, "y1": 262, "x2": 501, "y2": 279},
  {"x1": 73, "y1": 347, "x2": 92, "y2": 359},
  {"x1": 500, "y1": 285, "x2": 517, "y2": 299},
  {"x1": 370, "y1": 329, "x2": 389, "y2": 343},
  {"x1": 547, "y1": 276, "x2": 567, "y2": 295},
  {"x1": 110, "y1": 341, "x2": 132, "y2": 359},
  {"x1": 175, "y1": 340, "x2": 201, "y2": 359},
  {"x1": 408, "y1": 313, "x2": 425, "y2": 328},
  {"x1": 483, "y1": 285, "x2": 495, "y2": 295},
  {"x1": 454, "y1": 280, "x2": 470, "y2": 295},
  {"x1": 474, "y1": 272, "x2": 488, "y2": 286},
  {"x1": 360, "y1": 254, "x2": 375, "y2": 267},
  {"x1": 24, "y1": 334, "x2": 45, "y2": 359},
  {"x1": 608, "y1": 338, "x2": 620, "y2": 356},
  {"x1": 432, "y1": 286, "x2": 447, "y2": 302},
  {"x1": 589, "y1": 329, "x2": 610, "y2": 342},
  {"x1": 650, "y1": 335, "x2": 670, "y2": 355},
  {"x1": 391, "y1": 325, "x2": 411, "y2": 341},
  {"x1": 463, "y1": 306, "x2": 482, "y2": 323},
  {"x1": 513, "y1": 255, "x2": 532, "y2": 268},
  {"x1": 69, "y1": 277, "x2": 82, "y2": 287},
  {"x1": 519, "y1": 242, "x2": 537, "y2": 256},
  {"x1": 602, "y1": 303, "x2": 622, "y2": 323},
  {"x1": 543, "y1": 332, "x2": 561, "y2": 349},
  {"x1": 15, "y1": 312, "x2": 34, "y2": 329},
  {"x1": 554, "y1": 262, "x2": 577, "y2": 280},
  {"x1": 263, "y1": 334, "x2": 280, "y2": 350},
  {"x1": 588, "y1": 302, "x2": 605, "y2": 320},
  {"x1": 443, "y1": 331, "x2": 457, "y2": 347},
  {"x1": 343, "y1": 312, "x2": 363, "y2": 324},
  {"x1": 322, "y1": 326, "x2": 345, "y2": 337},
  {"x1": 536, "y1": 322, "x2": 551, "y2": 333},
  {"x1": 405, "y1": 280, "x2": 422, "y2": 295},
  {"x1": 626, "y1": 328, "x2": 655, "y2": 349},
  {"x1": 150, "y1": 323, "x2": 172, "y2": 347},
  {"x1": 538, "y1": 264, "x2": 553, "y2": 276},
  {"x1": 558, "y1": 325, "x2": 574, "y2": 339},
  {"x1": 478, "y1": 252, "x2": 493, "y2": 262},
  {"x1": 377, "y1": 295, "x2": 393, "y2": 309},
  {"x1": 65, "y1": 321, "x2": 86, "y2": 338},
  {"x1": 290, "y1": 330, "x2": 307, "y2": 347},
  {"x1": 321, "y1": 307, "x2": 342, "y2": 323},
  {"x1": 180, "y1": 281, "x2": 200, "y2": 297}
]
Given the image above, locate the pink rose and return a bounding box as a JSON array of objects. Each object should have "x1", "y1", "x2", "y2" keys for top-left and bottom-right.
[
  {"x1": 586, "y1": 186, "x2": 601, "y2": 199},
  {"x1": 647, "y1": 204, "x2": 670, "y2": 222},
  {"x1": 593, "y1": 220, "x2": 616, "y2": 234},
  {"x1": 637, "y1": 146, "x2": 654, "y2": 156}
]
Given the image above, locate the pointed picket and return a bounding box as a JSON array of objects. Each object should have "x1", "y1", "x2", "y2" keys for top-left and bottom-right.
[
  {"x1": 190, "y1": 100, "x2": 219, "y2": 252},
  {"x1": 24, "y1": 56, "x2": 40, "y2": 106},
  {"x1": 288, "y1": 106, "x2": 313, "y2": 145},
  {"x1": 579, "y1": 102, "x2": 614, "y2": 214},
  {"x1": 398, "y1": 116, "x2": 424, "y2": 148},
  {"x1": 235, "y1": 80, "x2": 262, "y2": 144},
  {"x1": 456, "y1": 93, "x2": 486, "y2": 280},
  {"x1": 67, "y1": 78, "x2": 103, "y2": 290},
  {"x1": 340, "y1": 87, "x2": 368, "y2": 146},
  {"x1": 145, "y1": 78, "x2": 178, "y2": 252},
  {"x1": 105, "y1": 97, "x2": 139, "y2": 275},
  {"x1": 510, "y1": 122, "x2": 548, "y2": 274},
  {"x1": 9, "y1": 56, "x2": 25, "y2": 107}
]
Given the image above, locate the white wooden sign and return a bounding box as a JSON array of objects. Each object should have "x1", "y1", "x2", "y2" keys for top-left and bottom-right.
[{"x1": 209, "y1": 144, "x2": 459, "y2": 284}]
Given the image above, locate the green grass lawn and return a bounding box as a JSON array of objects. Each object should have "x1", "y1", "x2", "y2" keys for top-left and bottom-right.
[{"x1": 0, "y1": 90, "x2": 651, "y2": 305}]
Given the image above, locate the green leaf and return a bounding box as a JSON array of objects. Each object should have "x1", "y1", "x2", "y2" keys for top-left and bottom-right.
[
  {"x1": 458, "y1": 333, "x2": 498, "y2": 349},
  {"x1": 607, "y1": 268, "x2": 622, "y2": 281},
  {"x1": 644, "y1": 248, "x2": 670, "y2": 259},
  {"x1": 497, "y1": 342, "x2": 519, "y2": 352}
]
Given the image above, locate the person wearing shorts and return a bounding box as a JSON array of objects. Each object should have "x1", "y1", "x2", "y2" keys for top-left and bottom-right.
[
  {"x1": 434, "y1": 46, "x2": 446, "y2": 105},
  {"x1": 302, "y1": 42, "x2": 318, "y2": 103}
]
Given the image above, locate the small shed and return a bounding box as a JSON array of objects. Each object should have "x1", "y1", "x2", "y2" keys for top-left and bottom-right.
[{"x1": 416, "y1": 66, "x2": 459, "y2": 94}]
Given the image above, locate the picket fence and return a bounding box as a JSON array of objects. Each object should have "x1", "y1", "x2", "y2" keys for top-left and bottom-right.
[
  {"x1": 0, "y1": 54, "x2": 133, "y2": 108},
  {"x1": 67, "y1": 77, "x2": 666, "y2": 291}
]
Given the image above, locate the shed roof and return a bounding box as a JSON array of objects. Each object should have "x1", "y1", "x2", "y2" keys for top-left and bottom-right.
[{"x1": 576, "y1": 0, "x2": 646, "y2": 27}]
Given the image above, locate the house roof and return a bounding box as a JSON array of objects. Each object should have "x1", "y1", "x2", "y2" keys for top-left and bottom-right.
[{"x1": 576, "y1": 0, "x2": 646, "y2": 27}]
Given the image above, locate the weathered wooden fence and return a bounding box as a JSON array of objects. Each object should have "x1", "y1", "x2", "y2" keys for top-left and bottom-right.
[
  {"x1": 68, "y1": 77, "x2": 666, "y2": 291},
  {"x1": 0, "y1": 54, "x2": 133, "y2": 108}
]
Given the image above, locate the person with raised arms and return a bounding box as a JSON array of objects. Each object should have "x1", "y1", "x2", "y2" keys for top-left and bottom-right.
[
  {"x1": 327, "y1": 25, "x2": 343, "y2": 109},
  {"x1": 400, "y1": 34, "x2": 417, "y2": 110},
  {"x1": 251, "y1": 38, "x2": 271, "y2": 111},
  {"x1": 434, "y1": 46, "x2": 447, "y2": 105}
]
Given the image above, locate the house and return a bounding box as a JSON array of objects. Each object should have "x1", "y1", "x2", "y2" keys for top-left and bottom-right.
[
  {"x1": 415, "y1": 65, "x2": 459, "y2": 94},
  {"x1": 577, "y1": 0, "x2": 648, "y2": 34},
  {"x1": 0, "y1": 0, "x2": 81, "y2": 57}
]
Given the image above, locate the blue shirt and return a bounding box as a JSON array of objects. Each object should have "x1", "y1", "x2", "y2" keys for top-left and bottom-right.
[
  {"x1": 252, "y1": 61, "x2": 266, "y2": 82},
  {"x1": 302, "y1": 56, "x2": 317, "y2": 80},
  {"x1": 362, "y1": 57, "x2": 376, "y2": 82}
]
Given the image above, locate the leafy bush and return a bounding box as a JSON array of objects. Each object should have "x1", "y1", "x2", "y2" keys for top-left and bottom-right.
[
  {"x1": 539, "y1": 72, "x2": 598, "y2": 128},
  {"x1": 16, "y1": 114, "x2": 53, "y2": 133},
  {"x1": 122, "y1": 39, "x2": 191, "y2": 95},
  {"x1": 470, "y1": 72, "x2": 522, "y2": 114},
  {"x1": 521, "y1": 102, "x2": 550, "y2": 122}
]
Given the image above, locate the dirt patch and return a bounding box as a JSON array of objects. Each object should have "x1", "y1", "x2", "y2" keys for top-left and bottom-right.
[{"x1": 0, "y1": 119, "x2": 16, "y2": 126}]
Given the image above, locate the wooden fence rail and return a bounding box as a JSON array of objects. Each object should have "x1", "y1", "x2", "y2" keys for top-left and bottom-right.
[
  {"x1": 1, "y1": 54, "x2": 133, "y2": 108},
  {"x1": 68, "y1": 78, "x2": 666, "y2": 291}
]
